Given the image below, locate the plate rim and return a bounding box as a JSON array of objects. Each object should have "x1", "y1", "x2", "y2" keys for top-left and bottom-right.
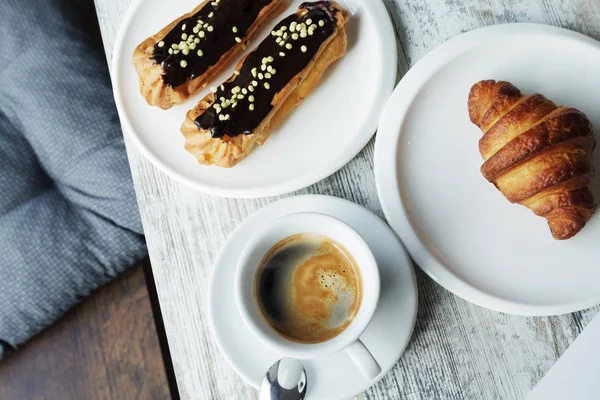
[
  {"x1": 111, "y1": 0, "x2": 397, "y2": 198},
  {"x1": 206, "y1": 194, "x2": 418, "y2": 398},
  {"x1": 374, "y1": 22, "x2": 600, "y2": 316}
]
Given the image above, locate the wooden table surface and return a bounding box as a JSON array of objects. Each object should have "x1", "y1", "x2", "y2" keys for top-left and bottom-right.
[{"x1": 94, "y1": 0, "x2": 600, "y2": 399}]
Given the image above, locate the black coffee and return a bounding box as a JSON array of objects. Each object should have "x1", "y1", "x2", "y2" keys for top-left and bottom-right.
[{"x1": 254, "y1": 233, "x2": 362, "y2": 343}]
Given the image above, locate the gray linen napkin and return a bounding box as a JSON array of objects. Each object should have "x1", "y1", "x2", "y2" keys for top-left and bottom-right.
[{"x1": 0, "y1": 0, "x2": 147, "y2": 358}]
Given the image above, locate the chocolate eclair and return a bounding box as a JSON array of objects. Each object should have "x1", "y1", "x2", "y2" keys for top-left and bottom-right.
[
  {"x1": 133, "y1": 0, "x2": 290, "y2": 110},
  {"x1": 181, "y1": 1, "x2": 350, "y2": 168}
]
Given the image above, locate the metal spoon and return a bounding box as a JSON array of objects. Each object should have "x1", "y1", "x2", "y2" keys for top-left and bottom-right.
[{"x1": 259, "y1": 358, "x2": 307, "y2": 400}]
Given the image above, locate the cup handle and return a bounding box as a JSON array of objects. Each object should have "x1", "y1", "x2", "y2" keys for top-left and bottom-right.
[{"x1": 345, "y1": 339, "x2": 381, "y2": 379}]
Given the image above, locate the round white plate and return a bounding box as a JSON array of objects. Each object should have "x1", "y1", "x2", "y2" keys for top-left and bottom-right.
[
  {"x1": 374, "y1": 23, "x2": 600, "y2": 316},
  {"x1": 112, "y1": 0, "x2": 396, "y2": 198},
  {"x1": 207, "y1": 195, "x2": 417, "y2": 399}
]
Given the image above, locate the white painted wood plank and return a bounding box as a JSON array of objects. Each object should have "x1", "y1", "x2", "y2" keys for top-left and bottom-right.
[{"x1": 93, "y1": 0, "x2": 600, "y2": 398}]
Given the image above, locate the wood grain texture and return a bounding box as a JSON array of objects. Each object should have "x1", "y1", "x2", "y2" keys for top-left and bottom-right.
[
  {"x1": 93, "y1": 0, "x2": 600, "y2": 399},
  {"x1": 0, "y1": 264, "x2": 170, "y2": 400}
]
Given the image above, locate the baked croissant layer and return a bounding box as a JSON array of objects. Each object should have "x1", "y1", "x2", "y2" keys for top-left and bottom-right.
[{"x1": 468, "y1": 80, "x2": 596, "y2": 240}]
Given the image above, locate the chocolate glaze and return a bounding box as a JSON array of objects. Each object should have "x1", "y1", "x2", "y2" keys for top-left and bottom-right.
[
  {"x1": 195, "y1": 1, "x2": 338, "y2": 139},
  {"x1": 300, "y1": 1, "x2": 336, "y2": 19},
  {"x1": 152, "y1": 0, "x2": 273, "y2": 88}
]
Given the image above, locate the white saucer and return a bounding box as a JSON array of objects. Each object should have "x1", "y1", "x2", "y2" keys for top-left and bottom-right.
[
  {"x1": 112, "y1": 0, "x2": 396, "y2": 197},
  {"x1": 207, "y1": 195, "x2": 418, "y2": 400},
  {"x1": 374, "y1": 23, "x2": 600, "y2": 316}
]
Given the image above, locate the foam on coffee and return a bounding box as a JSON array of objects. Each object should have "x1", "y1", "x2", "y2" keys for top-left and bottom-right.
[{"x1": 254, "y1": 233, "x2": 362, "y2": 344}]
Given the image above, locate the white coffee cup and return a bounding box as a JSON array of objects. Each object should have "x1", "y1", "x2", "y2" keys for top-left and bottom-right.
[{"x1": 234, "y1": 212, "x2": 381, "y2": 379}]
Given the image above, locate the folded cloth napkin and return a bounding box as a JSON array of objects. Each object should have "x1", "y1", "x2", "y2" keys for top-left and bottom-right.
[{"x1": 0, "y1": 0, "x2": 147, "y2": 357}]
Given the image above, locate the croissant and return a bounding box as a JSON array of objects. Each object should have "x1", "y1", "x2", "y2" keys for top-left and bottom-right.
[{"x1": 468, "y1": 80, "x2": 596, "y2": 240}]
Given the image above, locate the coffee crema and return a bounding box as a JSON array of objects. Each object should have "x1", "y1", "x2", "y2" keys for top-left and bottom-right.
[{"x1": 254, "y1": 233, "x2": 362, "y2": 344}]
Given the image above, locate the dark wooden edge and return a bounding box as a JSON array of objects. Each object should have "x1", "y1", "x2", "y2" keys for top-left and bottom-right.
[{"x1": 142, "y1": 260, "x2": 181, "y2": 400}]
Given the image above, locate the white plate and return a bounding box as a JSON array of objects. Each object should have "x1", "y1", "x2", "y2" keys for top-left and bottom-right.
[
  {"x1": 207, "y1": 195, "x2": 418, "y2": 399},
  {"x1": 374, "y1": 23, "x2": 600, "y2": 316},
  {"x1": 112, "y1": 0, "x2": 396, "y2": 198}
]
